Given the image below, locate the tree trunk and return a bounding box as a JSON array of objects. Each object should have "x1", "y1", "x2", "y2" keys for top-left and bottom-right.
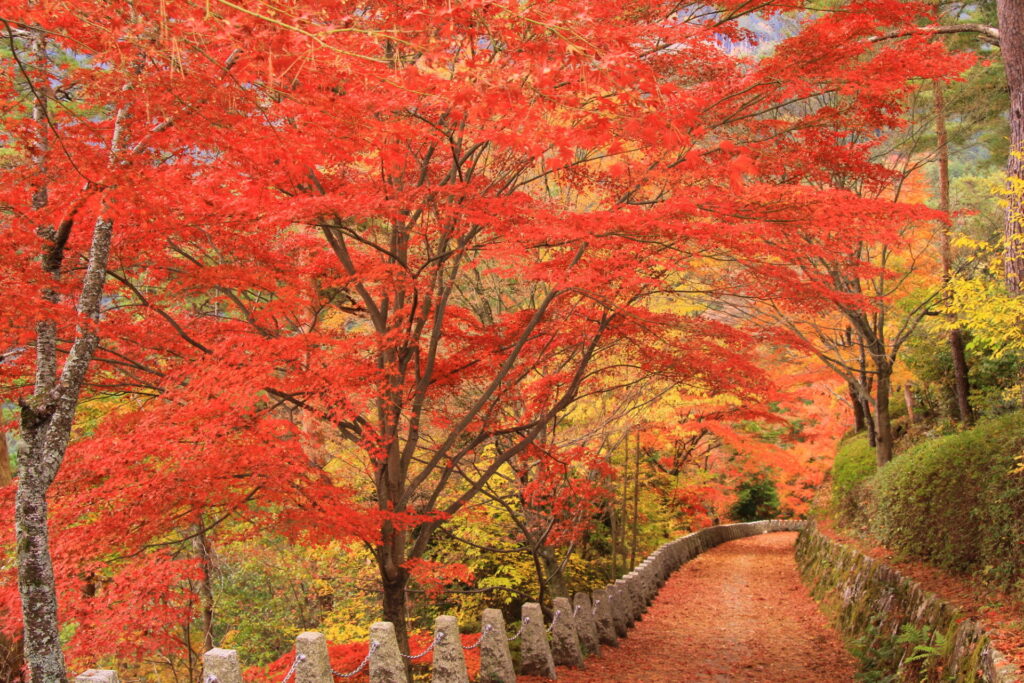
[
  {"x1": 935, "y1": 81, "x2": 975, "y2": 424},
  {"x1": 192, "y1": 521, "x2": 215, "y2": 653},
  {"x1": 608, "y1": 505, "x2": 619, "y2": 580},
  {"x1": 849, "y1": 385, "x2": 866, "y2": 432},
  {"x1": 856, "y1": 383, "x2": 876, "y2": 447},
  {"x1": 629, "y1": 433, "x2": 640, "y2": 570},
  {"x1": 15, "y1": 31, "x2": 68, "y2": 680},
  {"x1": 16, "y1": 209, "x2": 113, "y2": 682},
  {"x1": 379, "y1": 562, "x2": 411, "y2": 680},
  {"x1": 14, "y1": 27, "x2": 123, "y2": 674},
  {"x1": 874, "y1": 364, "x2": 894, "y2": 466},
  {"x1": 0, "y1": 435, "x2": 12, "y2": 487},
  {"x1": 949, "y1": 329, "x2": 974, "y2": 423},
  {"x1": 540, "y1": 546, "x2": 567, "y2": 598},
  {"x1": 15, "y1": 471, "x2": 65, "y2": 683},
  {"x1": 858, "y1": 344, "x2": 877, "y2": 447},
  {"x1": 619, "y1": 437, "x2": 629, "y2": 572},
  {"x1": 377, "y1": 523, "x2": 412, "y2": 681},
  {"x1": 864, "y1": 397, "x2": 877, "y2": 447},
  {"x1": 998, "y1": 0, "x2": 1024, "y2": 291},
  {"x1": 903, "y1": 384, "x2": 918, "y2": 424}
]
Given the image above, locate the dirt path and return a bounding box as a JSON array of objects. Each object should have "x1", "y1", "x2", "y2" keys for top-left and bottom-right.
[{"x1": 526, "y1": 532, "x2": 857, "y2": 682}]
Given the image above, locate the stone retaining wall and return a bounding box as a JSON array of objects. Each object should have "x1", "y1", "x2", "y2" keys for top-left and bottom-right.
[
  {"x1": 795, "y1": 524, "x2": 1019, "y2": 683},
  {"x1": 77, "y1": 520, "x2": 804, "y2": 683}
]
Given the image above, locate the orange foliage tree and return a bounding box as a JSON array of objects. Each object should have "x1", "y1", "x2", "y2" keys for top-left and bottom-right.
[{"x1": 0, "y1": 0, "x2": 967, "y2": 675}]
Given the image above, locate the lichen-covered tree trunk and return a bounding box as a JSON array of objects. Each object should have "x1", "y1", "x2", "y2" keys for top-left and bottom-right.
[
  {"x1": 17, "y1": 214, "x2": 111, "y2": 681},
  {"x1": 15, "y1": 472, "x2": 64, "y2": 682},
  {"x1": 18, "y1": 334, "x2": 104, "y2": 683},
  {"x1": 12, "y1": 25, "x2": 122, "y2": 678}
]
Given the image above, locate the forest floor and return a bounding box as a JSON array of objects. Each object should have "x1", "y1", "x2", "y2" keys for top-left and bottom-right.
[
  {"x1": 521, "y1": 532, "x2": 857, "y2": 682},
  {"x1": 817, "y1": 518, "x2": 1024, "y2": 674}
]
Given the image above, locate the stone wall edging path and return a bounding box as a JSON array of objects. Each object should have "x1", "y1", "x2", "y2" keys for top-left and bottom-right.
[
  {"x1": 796, "y1": 523, "x2": 1020, "y2": 683},
  {"x1": 75, "y1": 520, "x2": 804, "y2": 682}
]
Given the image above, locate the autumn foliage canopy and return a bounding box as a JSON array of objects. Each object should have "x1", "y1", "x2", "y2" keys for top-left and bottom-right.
[{"x1": 0, "y1": 0, "x2": 969, "y2": 669}]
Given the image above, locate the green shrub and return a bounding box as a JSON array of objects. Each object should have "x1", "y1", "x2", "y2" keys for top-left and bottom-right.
[
  {"x1": 832, "y1": 434, "x2": 876, "y2": 526},
  {"x1": 870, "y1": 411, "x2": 1024, "y2": 593},
  {"x1": 729, "y1": 470, "x2": 781, "y2": 521}
]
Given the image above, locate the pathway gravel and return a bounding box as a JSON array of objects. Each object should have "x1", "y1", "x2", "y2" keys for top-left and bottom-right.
[{"x1": 523, "y1": 531, "x2": 856, "y2": 682}]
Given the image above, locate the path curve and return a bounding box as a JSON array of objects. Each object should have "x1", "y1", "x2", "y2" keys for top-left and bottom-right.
[{"x1": 526, "y1": 531, "x2": 856, "y2": 682}]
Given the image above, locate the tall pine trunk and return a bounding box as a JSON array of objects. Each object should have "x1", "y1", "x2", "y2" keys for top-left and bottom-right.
[
  {"x1": 998, "y1": 0, "x2": 1024, "y2": 291},
  {"x1": 935, "y1": 82, "x2": 975, "y2": 424}
]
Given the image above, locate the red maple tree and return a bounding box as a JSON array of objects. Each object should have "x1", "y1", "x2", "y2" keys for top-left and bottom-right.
[{"x1": 0, "y1": 0, "x2": 969, "y2": 676}]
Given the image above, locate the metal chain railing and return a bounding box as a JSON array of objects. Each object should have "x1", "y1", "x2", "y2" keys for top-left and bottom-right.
[
  {"x1": 546, "y1": 609, "x2": 562, "y2": 633},
  {"x1": 401, "y1": 630, "x2": 444, "y2": 660},
  {"x1": 239, "y1": 609, "x2": 554, "y2": 682},
  {"x1": 462, "y1": 623, "x2": 494, "y2": 650},
  {"x1": 333, "y1": 640, "x2": 378, "y2": 679},
  {"x1": 506, "y1": 615, "x2": 530, "y2": 641},
  {"x1": 277, "y1": 653, "x2": 304, "y2": 683}
]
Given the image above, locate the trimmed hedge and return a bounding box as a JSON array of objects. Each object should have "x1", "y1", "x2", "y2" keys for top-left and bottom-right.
[
  {"x1": 831, "y1": 433, "x2": 876, "y2": 526},
  {"x1": 869, "y1": 412, "x2": 1024, "y2": 593}
]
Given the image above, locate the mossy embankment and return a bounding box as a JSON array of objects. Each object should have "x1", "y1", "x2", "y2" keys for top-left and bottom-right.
[
  {"x1": 809, "y1": 411, "x2": 1024, "y2": 681},
  {"x1": 796, "y1": 525, "x2": 1017, "y2": 682},
  {"x1": 831, "y1": 412, "x2": 1024, "y2": 595}
]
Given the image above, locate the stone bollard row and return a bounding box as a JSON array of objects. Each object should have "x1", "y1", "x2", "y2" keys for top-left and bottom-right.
[
  {"x1": 479, "y1": 608, "x2": 517, "y2": 683},
  {"x1": 76, "y1": 520, "x2": 806, "y2": 683},
  {"x1": 572, "y1": 591, "x2": 600, "y2": 656},
  {"x1": 549, "y1": 596, "x2": 584, "y2": 668}
]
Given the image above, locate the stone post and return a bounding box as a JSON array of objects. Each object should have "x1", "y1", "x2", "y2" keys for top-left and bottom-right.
[
  {"x1": 519, "y1": 602, "x2": 556, "y2": 679},
  {"x1": 75, "y1": 672, "x2": 118, "y2": 683},
  {"x1": 431, "y1": 615, "x2": 469, "y2": 683},
  {"x1": 609, "y1": 583, "x2": 629, "y2": 637},
  {"x1": 617, "y1": 577, "x2": 639, "y2": 624},
  {"x1": 591, "y1": 588, "x2": 618, "y2": 646},
  {"x1": 654, "y1": 551, "x2": 668, "y2": 582},
  {"x1": 549, "y1": 596, "x2": 584, "y2": 668},
  {"x1": 369, "y1": 621, "x2": 406, "y2": 683},
  {"x1": 295, "y1": 631, "x2": 333, "y2": 683},
  {"x1": 203, "y1": 648, "x2": 242, "y2": 683},
  {"x1": 637, "y1": 563, "x2": 652, "y2": 605},
  {"x1": 673, "y1": 539, "x2": 685, "y2": 566},
  {"x1": 646, "y1": 560, "x2": 659, "y2": 597},
  {"x1": 648, "y1": 554, "x2": 661, "y2": 586},
  {"x1": 572, "y1": 592, "x2": 600, "y2": 657},
  {"x1": 478, "y1": 608, "x2": 516, "y2": 683}
]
